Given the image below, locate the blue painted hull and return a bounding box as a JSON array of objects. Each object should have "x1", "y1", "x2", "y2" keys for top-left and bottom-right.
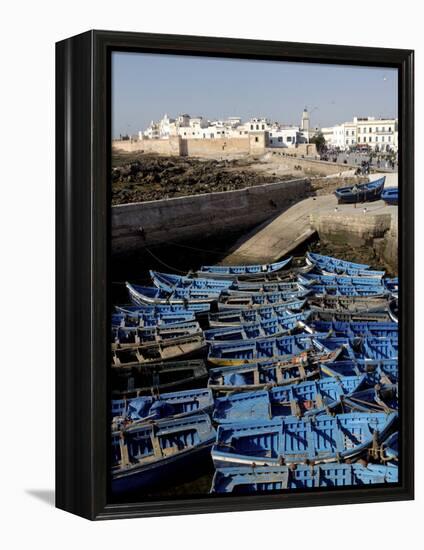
[
  {"x1": 335, "y1": 176, "x2": 385, "y2": 204},
  {"x1": 211, "y1": 464, "x2": 398, "y2": 493}
]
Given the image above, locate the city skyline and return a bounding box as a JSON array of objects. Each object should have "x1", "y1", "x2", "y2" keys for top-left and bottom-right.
[{"x1": 112, "y1": 52, "x2": 398, "y2": 138}]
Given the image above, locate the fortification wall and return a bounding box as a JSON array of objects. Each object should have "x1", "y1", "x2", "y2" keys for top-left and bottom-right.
[
  {"x1": 266, "y1": 150, "x2": 357, "y2": 176},
  {"x1": 112, "y1": 178, "x2": 309, "y2": 255}
]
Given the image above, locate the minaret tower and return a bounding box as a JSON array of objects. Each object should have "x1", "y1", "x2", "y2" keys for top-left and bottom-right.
[{"x1": 301, "y1": 107, "x2": 310, "y2": 131}]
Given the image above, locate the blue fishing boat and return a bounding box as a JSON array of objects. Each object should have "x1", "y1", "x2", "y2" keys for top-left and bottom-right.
[
  {"x1": 192, "y1": 264, "x2": 313, "y2": 281},
  {"x1": 361, "y1": 337, "x2": 398, "y2": 360},
  {"x1": 112, "y1": 413, "x2": 216, "y2": 494},
  {"x1": 212, "y1": 376, "x2": 365, "y2": 423},
  {"x1": 381, "y1": 187, "x2": 398, "y2": 205},
  {"x1": 112, "y1": 332, "x2": 206, "y2": 366},
  {"x1": 112, "y1": 310, "x2": 196, "y2": 328},
  {"x1": 306, "y1": 284, "x2": 387, "y2": 297},
  {"x1": 306, "y1": 252, "x2": 385, "y2": 277},
  {"x1": 211, "y1": 412, "x2": 397, "y2": 468},
  {"x1": 319, "y1": 359, "x2": 398, "y2": 385},
  {"x1": 111, "y1": 321, "x2": 202, "y2": 348},
  {"x1": 205, "y1": 313, "x2": 309, "y2": 342},
  {"x1": 298, "y1": 273, "x2": 384, "y2": 287},
  {"x1": 210, "y1": 463, "x2": 398, "y2": 493},
  {"x1": 111, "y1": 360, "x2": 209, "y2": 397},
  {"x1": 207, "y1": 334, "x2": 350, "y2": 366},
  {"x1": 126, "y1": 282, "x2": 220, "y2": 306},
  {"x1": 111, "y1": 388, "x2": 214, "y2": 423},
  {"x1": 217, "y1": 288, "x2": 310, "y2": 309},
  {"x1": 150, "y1": 271, "x2": 233, "y2": 293},
  {"x1": 334, "y1": 176, "x2": 385, "y2": 204},
  {"x1": 310, "y1": 320, "x2": 398, "y2": 339},
  {"x1": 230, "y1": 280, "x2": 308, "y2": 293},
  {"x1": 116, "y1": 303, "x2": 211, "y2": 314},
  {"x1": 209, "y1": 301, "x2": 307, "y2": 326},
  {"x1": 333, "y1": 384, "x2": 398, "y2": 414},
  {"x1": 208, "y1": 360, "x2": 322, "y2": 391},
  {"x1": 199, "y1": 257, "x2": 292, "y2": 276}
]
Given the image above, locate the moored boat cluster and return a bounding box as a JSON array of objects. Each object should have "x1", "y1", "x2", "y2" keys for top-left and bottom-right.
[{"x1": 111, "y1": 252, "x2": 399, "y2": 496}]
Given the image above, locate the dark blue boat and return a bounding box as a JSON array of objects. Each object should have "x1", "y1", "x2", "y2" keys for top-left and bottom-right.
[
  {"x1": 335, "y1": 176, "x2": 385, "y2": 204},
  {"x1": 211, "y1": 412, "x2": 397, "y2": 468},
  {"x1": 306, "y1": 252, "x2": 384, "y2": 277},
  {"x1": 126, "y1": 282, "x2": 221, "y2": 306},
  {"x1": 319, "y1": 359, "x2": 398, "y2": 385},
  {"x1": 199, "y1": 257, "x2": 292, "y2": 275},
  {"x1": 112, "y1": 310, "x2": 196, "y2": 328},
  {"x1": 299, "y1": 273, "x2": 383, "y2": 287},
  {"x1": 212, "y1": 376, "x2": 365, "y2": 423},
  {"x1": 205, "y1": 313, "x2": 309, "y2": 342},
  {"x1": 310, "y1": 320, "x2": 398, "y2": 339},
  {"x1": 111, "y1": 321, "x2": 202, "y2": 348},
  {"x1": 210, "y1": 463, "x2": 398, "y2": 493},
  {"x1": 381, "y1": 187, "x2": 398, "y2": 205},
  {"x1": 207, "y1": 360, "x2": 322, "y2": 391},
  {"x1": 207, "y1": 334, "x2": 350, "y2": 366},
  {"x1": 150, "y1": 271, "x2": 233, "y2": 293},
  {"x1": 209, "y1": 300, "x2": 307, "y2": 325},
  {"x1": 306, "y1": 284, "x2": 387, "y2": 297},
  {"x1": 111, "y1": 388, "x2": 214, "y2": 423},
  {"x1": 112, "y1": 413, "x2": 216, "y2": 494},
  {"x1": 116, "y1": 303, "x2": 211, "y2": 314}
]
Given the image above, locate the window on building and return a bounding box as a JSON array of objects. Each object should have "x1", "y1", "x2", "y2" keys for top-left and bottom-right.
[
  {"x1": 369, "y1": 127, "x2": 372, "y2": 133},
  {"x1": 255, "y1": 137, "x2": 259, "y2": 142},
  {"x1": 388, "y1": 127, "x2": 392, "y2": 132},
  {"x1": 287, "y1": 136, "x2": 292, "y2": 142},
  {"x1": 388, "y1": 136, "x2": 391, "y2": 142},
  {"x1": 382, "y1": 127, "x2": 385, "y2": 132},
  {"x1": 270, "y1": 139, "x2": 273, "y2": 144},
  {"x1": 256, "y1": 124, "x2": 259, "y2": 130},
  {"x1": 369, "y1": 137, "x2": 372, "y2": 142},
  {"x1": 358, "y1": 137, "x2": 361, "y2": 143},
  {"x1": 262, "y1": 124, "x2": 265, "y2": 130},
  {"x1": 278, "y1": 137, "x2": 282, "y2": 142},
  {"x1": 382, "y1": 136, "x2": 385, "y2": 142},
  {"x1": 250, "y1": 124, "x2": 254, "y2": 130}
]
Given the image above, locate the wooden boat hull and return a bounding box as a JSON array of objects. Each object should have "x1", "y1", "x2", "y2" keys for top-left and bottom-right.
[
  {"x1": 112, "y1": 414, "x2": 216, "y2": 495},
  {"x1": 112, "y1": 335, "x2": 206, "y2": 366},
  {"x1": 111, "y1": 360, "x2": 208, "y2": 398}
]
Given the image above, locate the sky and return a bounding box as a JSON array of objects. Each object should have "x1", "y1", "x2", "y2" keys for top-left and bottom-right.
[{"x1": 112, "y1": 51, "x2": 398, "y2": 138}]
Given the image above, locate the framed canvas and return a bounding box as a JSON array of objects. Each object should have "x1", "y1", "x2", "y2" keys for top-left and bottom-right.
[{"x1": 56, "y1": 30, "x2": 414, "y2": 520}]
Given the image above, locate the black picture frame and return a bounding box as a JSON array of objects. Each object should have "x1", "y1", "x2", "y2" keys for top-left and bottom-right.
[{"x1": 56, "y1": 29, "x2": 414, "y2": 520}]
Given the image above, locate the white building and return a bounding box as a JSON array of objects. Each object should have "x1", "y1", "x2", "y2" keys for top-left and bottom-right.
[
  {"x1": 139, "y1": 111, "x2": 310, "y2": 149},
  {"x1": 322, "y1": 116, "x2": 397, "y2": 152}
]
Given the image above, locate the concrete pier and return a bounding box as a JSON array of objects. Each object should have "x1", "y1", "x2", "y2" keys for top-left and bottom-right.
[{"x1": 223, "y1": 173, "x2": 398, "y2": 271}]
